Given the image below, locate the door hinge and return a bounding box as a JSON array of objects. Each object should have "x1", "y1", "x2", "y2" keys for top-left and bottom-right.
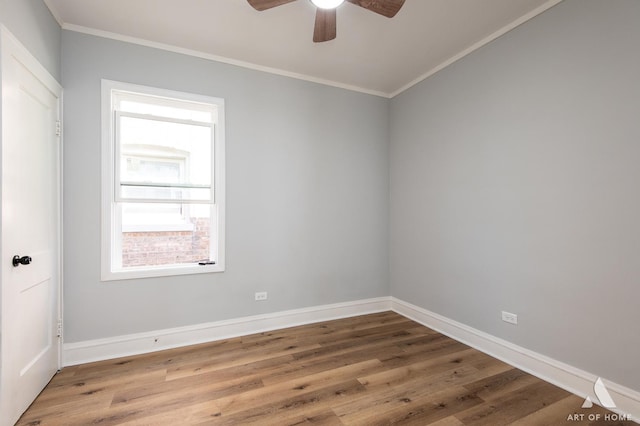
[
  {"x1": 57, "y1": 319, "x2": 63, "y2": 338},
  {"x1": 55, "y1": 120, "x2": 61, "y2": 137}
]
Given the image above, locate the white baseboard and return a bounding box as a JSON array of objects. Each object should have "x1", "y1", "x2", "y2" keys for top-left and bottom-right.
[
  {"x1": 391, "y1": 297, "x2": 640, "y2": 422},
  {"x1": 62, "y1": 297, "x2": 392, "y2": 366}
]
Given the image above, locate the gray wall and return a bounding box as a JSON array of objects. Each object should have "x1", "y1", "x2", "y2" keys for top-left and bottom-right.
[
  {"x1": 58, "y1": 0, "x2": 639, "y2": 393},
  {"x1": 390, "y1": 0, "x2": 640, "y2": 391},
  {"x1": 0, "y1": 0, "x2": 61, "y2": 80},
  {"x1": 61, "y1": 31, "x2": 390, "y2": 343}
]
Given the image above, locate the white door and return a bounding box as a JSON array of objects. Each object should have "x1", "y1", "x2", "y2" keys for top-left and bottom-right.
[{"x1": 0, "y1": 27, "x2": 62, "y2": 426}]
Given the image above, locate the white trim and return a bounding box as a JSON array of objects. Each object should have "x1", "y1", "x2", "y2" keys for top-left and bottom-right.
[
  {"x1": 62, "y1": 297, "x2": 392, "y2": 366},
  {"x1": 391, "y1": 297, "x2": 640, "y2": 421},
  {"x1": 102, "y1": 263, "x2": 223, "y2": 281},
  {"x1": 0, "y1": 26, "x2": 61, "y2": 95},
  {"x1": 62, "y1": 24, "x2": 390, "y2": 99},
  {"x1": 388, "y1": 0, "x2": 564, "y2": 98},
  {"x1": 57, "y1": 90, "x2": 65, "y2": 372}
]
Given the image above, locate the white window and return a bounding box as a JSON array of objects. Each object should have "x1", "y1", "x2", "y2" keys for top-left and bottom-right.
[{"x1": 101, "y1": 80, "x2": 225, "y2": 280}]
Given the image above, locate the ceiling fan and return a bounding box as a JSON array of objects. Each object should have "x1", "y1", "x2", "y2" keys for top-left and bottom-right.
[{"x1": 247, "y1": 0, "x2": 405, "y2": 43}]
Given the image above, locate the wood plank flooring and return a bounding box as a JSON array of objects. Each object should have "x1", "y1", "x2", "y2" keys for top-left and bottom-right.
[{"x1": 17, "y1": 312, "x2": 633, "y2": 425}]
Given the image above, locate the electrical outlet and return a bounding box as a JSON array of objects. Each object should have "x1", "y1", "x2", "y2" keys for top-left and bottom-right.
[
  {"x1": 255, "y1": 292, "x2": 268, "y2": 301},
  {"x1": 501, "y1": 311, "x2": 518, "y2": 325}
]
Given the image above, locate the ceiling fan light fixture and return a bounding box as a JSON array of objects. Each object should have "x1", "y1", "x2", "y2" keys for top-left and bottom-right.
[
  {"x1": 247, "y1": 0, "x2": 405, "y2": 42},
  {"x1": 311, "y1": 0, "x2": 344, "y2": 9}
]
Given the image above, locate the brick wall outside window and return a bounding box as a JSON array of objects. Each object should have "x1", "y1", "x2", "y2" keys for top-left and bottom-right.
[{"x1": 122, "y1": 217, "x2": 210, "y2": 267}]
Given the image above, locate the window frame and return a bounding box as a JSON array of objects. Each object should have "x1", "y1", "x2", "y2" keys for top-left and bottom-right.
[{"x1": 101, "y1": 80, "x2": 225, "y2": 281}]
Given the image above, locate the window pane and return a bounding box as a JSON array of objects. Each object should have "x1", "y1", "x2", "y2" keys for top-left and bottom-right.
[
  {"x1": 118, "y1": 115, "x2": 212, "y2": 201},
  {"x1": 121, "y1": 203, "x2": 212, "y2": 268},
  {"x1": 125, "y1": 156, "x2": 182, "y2": 183}
]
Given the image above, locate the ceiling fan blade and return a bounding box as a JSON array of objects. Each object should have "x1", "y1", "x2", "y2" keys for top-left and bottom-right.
[
  {"x1": 247, "y1": 0, "x2": 297, "y2": 11},
  {"x1": 346, "y1": 0, "x2": 405, "y2": 18},
  {"x1": 313, "y1": 8, "x2": 337, "y2": 43}
]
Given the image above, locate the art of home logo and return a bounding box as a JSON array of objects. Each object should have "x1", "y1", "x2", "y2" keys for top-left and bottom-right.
[{"x1": 566, "y1": 377, "x2": 633, "y2": 422}]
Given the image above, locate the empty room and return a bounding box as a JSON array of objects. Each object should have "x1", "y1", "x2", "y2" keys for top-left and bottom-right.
[{"x1": 0, "y1": 0, "x2": 638, "y2": 424}]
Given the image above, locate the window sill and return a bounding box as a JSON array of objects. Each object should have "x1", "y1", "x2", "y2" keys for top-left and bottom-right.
[{"x1": 101, "y1": 262, "x2": 224, "y2": 281}]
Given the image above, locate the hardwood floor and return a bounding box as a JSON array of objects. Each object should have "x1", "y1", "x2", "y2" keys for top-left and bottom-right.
[{"x1": 17, "y1": 312, "x2": 633, "y2": 425}]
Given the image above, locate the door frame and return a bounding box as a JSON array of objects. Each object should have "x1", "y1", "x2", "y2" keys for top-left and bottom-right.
[{"x1": 0, "y1": 22, "x2": 63, "y2": 404}]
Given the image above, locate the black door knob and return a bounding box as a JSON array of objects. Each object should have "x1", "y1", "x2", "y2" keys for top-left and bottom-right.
[{"x1": 12, "y1": 255, "x2": 32, "y2": 267}]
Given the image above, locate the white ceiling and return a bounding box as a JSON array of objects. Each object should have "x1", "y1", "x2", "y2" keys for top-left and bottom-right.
[{"x1": 44, "y1": 0, "x2": 561, "y2": 97}]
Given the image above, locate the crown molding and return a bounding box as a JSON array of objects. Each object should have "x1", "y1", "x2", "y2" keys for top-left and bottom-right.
[
  {"x1": 61, "y1": 24, "x2": 391, "y2": 99},
  {"x1": 50, "y1": 0, "x2": 563, "y2": 99}
]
